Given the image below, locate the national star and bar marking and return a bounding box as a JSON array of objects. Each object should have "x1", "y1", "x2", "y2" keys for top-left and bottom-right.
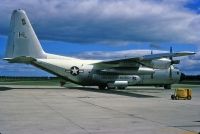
[{"x1": 65, "y1": 66, "x2": 84, "y2": 76}]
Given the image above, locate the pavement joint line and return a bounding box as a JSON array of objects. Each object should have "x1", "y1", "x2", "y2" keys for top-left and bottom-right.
[
  {"x1": 30, "y1": 92, "x2": 92, "y2": 134},
  {"x1": 51, "y1": 87, "x2": 200, "y2": 134},
  {"x1": 76, "y1": 95, "x2": 198, "y2": 134},
  {"x1": 1, "y1": 85, "x2": 199, "y2": 134}
]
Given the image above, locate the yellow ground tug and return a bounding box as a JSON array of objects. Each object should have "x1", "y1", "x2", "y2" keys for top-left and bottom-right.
[{"x1": 171, "y1": 88, "x2": 192, "y2": 100}]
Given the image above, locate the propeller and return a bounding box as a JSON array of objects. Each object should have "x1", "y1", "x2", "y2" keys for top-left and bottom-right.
[{"x1": 168, "y1": 46, "x2": 180, "y2": 79}]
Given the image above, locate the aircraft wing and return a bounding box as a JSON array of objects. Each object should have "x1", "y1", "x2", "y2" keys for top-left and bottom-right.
[{"x1": 92, "y1": 51, "x2": 195, "y2": 68}]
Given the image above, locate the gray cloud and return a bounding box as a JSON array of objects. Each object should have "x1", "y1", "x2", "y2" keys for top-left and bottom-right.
[
  {"x1": 75, "y1": 49, "x2": 200, "y2": 74},
  {"x1": 0, "y1": 0, "x2": 200, "y2": 44},
  {"x1": 75, "y1": 49, "x2": 167, "y2": 59},
  {"x1": 0, "y1": 60, "x2": 52, "y2": 76},
  {"x1": 177, "y1": 56, "x2": 200, "y2": 74},
  {"x1": 1, "y1": 0, "x2": 200, "y2": 75}
]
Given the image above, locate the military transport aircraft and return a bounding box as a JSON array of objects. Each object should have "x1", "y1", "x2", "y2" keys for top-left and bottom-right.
[{"x1": 4, "y1": 9, "x2": 196, "y2": 89}]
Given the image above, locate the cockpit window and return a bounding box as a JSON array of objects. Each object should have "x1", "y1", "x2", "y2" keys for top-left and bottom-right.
[{"x1": 22, "y1": 18, "x2": 26, "y2": 25}]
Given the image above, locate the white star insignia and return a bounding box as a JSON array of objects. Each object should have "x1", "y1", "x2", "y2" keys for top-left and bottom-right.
[
  {"x1": 71, "y1": 67, "x2": 78, "y2": 75},
  {"x1": 70, "y1": 66, "x2": 79, "y2": 76}
]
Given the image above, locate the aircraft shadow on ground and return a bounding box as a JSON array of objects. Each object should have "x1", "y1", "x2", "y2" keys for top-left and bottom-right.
[
  {"x1": 129, "y1": 89, "x2": 163, "y2": 93},
  {"x1": 0, "y1": 87, "x2": 13, "y2": 91},
  {"x1": 0, "y1": 86, "x2": 65, "y2": 91},
  {"x1": 67, "y1": 86, "x2": 159, "y2": 98},
  {"x1": 0, "y1": 86, "x2": 158, "y2": 98}
]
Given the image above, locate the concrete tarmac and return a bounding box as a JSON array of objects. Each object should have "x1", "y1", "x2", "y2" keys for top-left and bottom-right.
[{"x1": 0, "y1": 85, "x2": 199, "y2": 134}]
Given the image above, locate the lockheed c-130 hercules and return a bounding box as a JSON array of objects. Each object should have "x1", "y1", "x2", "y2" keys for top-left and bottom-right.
[{"x1": 4, "y1": 9, "x2": 195, "y2": 89}]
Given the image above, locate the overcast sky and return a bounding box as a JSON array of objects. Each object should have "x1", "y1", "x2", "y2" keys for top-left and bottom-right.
[{"x1": 0, "y1": 0, "x2": 200, "y2": 76}]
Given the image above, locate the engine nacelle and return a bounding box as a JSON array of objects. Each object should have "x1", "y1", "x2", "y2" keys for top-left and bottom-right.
[
  {"x1": 152, "y1": 58, "x2": 171, "y2": 69},
  {"x1": 138, "y1": 67, "x2": 154, "y2": 74}
]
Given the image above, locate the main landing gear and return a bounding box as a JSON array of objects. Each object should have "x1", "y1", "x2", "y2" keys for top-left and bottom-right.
[
  {"x1": 98, "y1": 85, "x2": 107, "y2": 90},
  {"x1": 60, "y1": 81, "x2": 66, "y2": 87},
  {"x1": 98, "y1": 85, "x2": 126, "y2": 90}
]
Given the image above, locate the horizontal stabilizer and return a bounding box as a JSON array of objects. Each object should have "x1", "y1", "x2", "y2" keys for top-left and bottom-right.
[{"x1": 3, "y1": 56, "x2": 36, "y2": 63}]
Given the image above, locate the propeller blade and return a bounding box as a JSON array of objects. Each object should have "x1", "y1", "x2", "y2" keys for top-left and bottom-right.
[
  {"x1": 151, "y1": 50, "x2": 153, "y2": 55},
  {"x1": 170, "y1": 46, "x2": 173, "y2": 60},
  {"x1": 169, "y1": 65, "x2": 172, "y2": 79},
  {"x1": 170, "y1": 46, "x2": 172, "y2": 53}
]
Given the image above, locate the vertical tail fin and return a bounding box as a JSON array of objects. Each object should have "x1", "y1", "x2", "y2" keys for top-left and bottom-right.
[{"x1": 5, "y1": 9, "x2": 46, "y2": 59}]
